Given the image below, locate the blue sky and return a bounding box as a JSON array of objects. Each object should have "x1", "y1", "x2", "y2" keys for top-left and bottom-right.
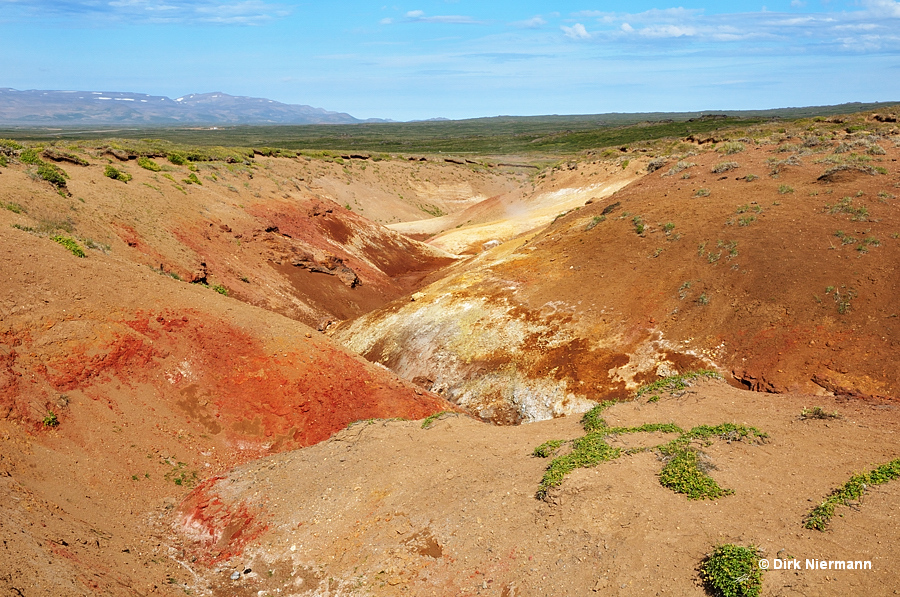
[{"x1": 1, "y1": 1, "x2": 899, "y2": 120}]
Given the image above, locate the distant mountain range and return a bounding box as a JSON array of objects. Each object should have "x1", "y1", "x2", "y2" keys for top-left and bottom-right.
[{"x1": 0, "y1": 89, "x2": 390, "y2": 125}]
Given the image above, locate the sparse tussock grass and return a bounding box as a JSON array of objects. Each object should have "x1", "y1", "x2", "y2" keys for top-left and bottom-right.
[
  {"x1": 766, "y1": 155, "x2": 801, "y2": 175},
  {"x1": 716, "y1": 141, "x2": 745, "y2": 155},
  {"x1": 1, "y1": 201, "x2": 25, "y2": 214},
  {"x1": 825, "y1": 196, "x2": 870, "y2": 221},
  {"x1": 712, "y1": 161, "x2": 739, "y2": 173},
  {"x1": 800, "y1": 406, "x2": 840, "y2": 420},
  {"x1": 585, "y1": 215, "x2": 605, "y2": 231},
  {"x1": 646, "y1": 157, "x2": 667, "y2": 172},
  {"x1": 662, "y1": 160, "x2": 695, "y2": 177}
]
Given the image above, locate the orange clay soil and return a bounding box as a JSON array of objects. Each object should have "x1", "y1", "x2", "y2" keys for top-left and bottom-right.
[{"x1": 0, "y1": 225, "x2": 455, "y2": 596}]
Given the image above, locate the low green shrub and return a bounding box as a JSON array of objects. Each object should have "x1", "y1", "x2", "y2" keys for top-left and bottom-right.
[
  {"x1": 804, "y1": 458, "x2": 900, "y2": 531},
  {"x1": 137, "y1": 156, "x2": 162, "y2": 171},
  {"x1": 37, "y1": 162, "x2": 69, "y2": 189},
  {"x1": 104, "y1": 165, "x2": 132, "y2": 183},
  {"x1": 19, "y1": 148, "x2": 43, "y2": 165},
  {"x1": 51, "y1": 235, "x2": 86, "y2": 258},
  {"x1": 700, "y1": 544, "x2": 763, "y2": 597}
]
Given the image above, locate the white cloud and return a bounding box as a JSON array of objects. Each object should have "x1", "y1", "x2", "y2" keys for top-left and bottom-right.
[
  {"x1": 404, "y1": 9, "x2": 481, "y2": 24},
  {"x1": 2, "y1": 0, "x2": 292, "y2": 25},
  {"x1": 379, "y1": 17, "x2": 393, "y2": 25},
  {"x1": 568, "y1": 4, "x2": 900, "y2": 52},
  {"x1": 512, "y1": 16, "x2": 546, "y2": 29},
  {"x1": 864, "y1": 0, "x2": 900, "y2": 17},
  {"x1": 790, "y1": 0, "x2": 806, "y2": 7},
  {"x1": 561, "y1": 23, "x2": 590, "y2": 40},
  {"x1": 637, "y1": 24, "x2": 696, "y2": 38}
]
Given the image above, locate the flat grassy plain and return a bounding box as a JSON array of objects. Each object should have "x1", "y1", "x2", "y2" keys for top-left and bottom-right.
[{"x1": 1, "y1": 101, "x2": 896, "y2": 156}]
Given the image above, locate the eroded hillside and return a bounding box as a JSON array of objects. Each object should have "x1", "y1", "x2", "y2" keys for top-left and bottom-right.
[
  {"x1": 0, "y1": 142, "x2": 524, "y2": 328},
  {"x1": 335, "y1": 123, "x2": 900, "y2": 423},
  {"x1": 2, "y1": 109, "x2": 900, "y2": 596}
]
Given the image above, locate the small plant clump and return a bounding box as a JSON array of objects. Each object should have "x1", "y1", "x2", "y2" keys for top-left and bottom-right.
[
  {"x1": 825, "y1": 285, "x2": 857, "y2": 314},
  {"x1": 767, "y1": 155, "x2": 801, "y2": 175},
  {"x1": 43, "y1": 410, "x2": 60, "y2": 427},
  {"x1": 800, "y1": 406, "x2": 840, "y2": 420},
  {"x1": 1, "y1": 201, "x2": 25, "y2": 214},
  {"x1": 658, "y1": 424, "x2": 767, "y2": 499},
  {"x1": 632, "y1": 215, "x2": 646, "y2": 234},
  {"x1": 712, "y1": 161, "x2": 739, "y2": 174},
  {"x1": 19, "y1": 148, "x2": 43, "y2": 164},
  {"x1": 51, "y1": 235, "x2": 86, "y2": 258},
  {"x1": 778, "y1": 184, "x2": 794, "y2": 194},
  {"x1": 635, "y1": 370, "x2": 722, "y2": 400},
  {"x1": 646, "y1": 157, "x2": 667, "y2": 173},
  {"x1": 421, "y1": 411, "x2": 454, "y2": 429},
  {"x1": 804, "y1": 458, "x2": 900, "y2": 531},
  {"x1": 825, "y1": 196, "x2": 870, "y2": 221},
  {"x1": 700, "y1": 544, "x2": 764, "y2": 597},
  {"x1": 533, "y1": 439, "x2": 566, "y2": 457},
  {"x1": 212, "y1": 284, "x2": 228, "y2": 296},
  {"x1": 585, "y1": 215, "x2": 606, "y2": 231},
  {"x1": 662, "y1": 160, "x2": 695, "y2": 177},
  {"x1": 167, "y1": 152, "x2": 188, "y2": 165},
  {"x1": 716, "y1": 141, "x2": 746, "y2": 155},
  {"x1": 694, "y1": 188, "x2": 711, "y2": 197},
  {"x1": 137, "y1": 156, "x2": 162, "y2": 171},
  {"x1": 104, "y1": 165, "x2": 132, "y2": 183}
]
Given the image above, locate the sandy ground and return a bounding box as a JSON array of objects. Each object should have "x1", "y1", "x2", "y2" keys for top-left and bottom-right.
[{"x1": 171, "y1": 381, "x2": 900, "y2": 596}]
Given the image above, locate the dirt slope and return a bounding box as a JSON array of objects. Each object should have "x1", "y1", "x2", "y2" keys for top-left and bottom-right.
[
  {"x1": 389, "y1": 158, "x2": 642, "y2": 255},
  {"x1": 0, "y1": 147, "x2": 522, "y2": 328},
  {"x1": 335, "y1": 129, "x2": 900, "y2": 423},
  {"x1": 169, "y1": 381, "x2": 900, "y2": 596},
  {"x1": 0, "y1": 222, "x2": 454, "y2": 596}
]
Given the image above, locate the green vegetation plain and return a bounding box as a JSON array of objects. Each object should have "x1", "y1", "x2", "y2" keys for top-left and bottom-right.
[{"x1": 1, "y1": 101, "x2": 896, "y2": 156}]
